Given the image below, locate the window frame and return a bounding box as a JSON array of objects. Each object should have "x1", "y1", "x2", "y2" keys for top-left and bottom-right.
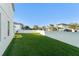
[{"x1": 8, "y1": 21, "x2": 10, "y2": 36}]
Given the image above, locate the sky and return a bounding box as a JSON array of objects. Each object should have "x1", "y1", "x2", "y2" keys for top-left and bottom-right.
[{"x1": 14, "y1": 3, "x2": 79, "y2": 27}]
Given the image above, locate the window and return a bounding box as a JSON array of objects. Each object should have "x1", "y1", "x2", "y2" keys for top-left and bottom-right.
[{"x1": 8, "y1": 21, "x2": 10, "y2": 36}]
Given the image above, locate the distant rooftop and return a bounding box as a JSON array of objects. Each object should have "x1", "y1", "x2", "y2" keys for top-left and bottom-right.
[
  {"x1": 14, "y1": 22, "x2": 23, "y2": 26},
  {"x1": 57, "y1": 23, "x2": 68, "y2": 26}
]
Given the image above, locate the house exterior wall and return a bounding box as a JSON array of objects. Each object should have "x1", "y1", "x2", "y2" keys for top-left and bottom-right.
[{"x1": 0, "y1": 3, "x2": 14, "y2": 55}]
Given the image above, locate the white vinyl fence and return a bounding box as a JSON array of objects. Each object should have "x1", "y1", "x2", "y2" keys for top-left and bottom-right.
[
  {"x1": 18, "y1": 30, "x2": 79, "y2": 48},
  {"x1": 45, "y1": 31, "x2": 79, "y2": 48},
  {"x1": 18, "y1": 30, "x2": 45, "y2": 35}
]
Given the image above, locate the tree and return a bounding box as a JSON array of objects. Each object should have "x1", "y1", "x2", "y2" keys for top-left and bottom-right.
[
  {"x1": 48, "y1": 24, "x2": 54, "y2": 31},
  {"x1": 47, "y1": 24, "x2": 57, "y2": 31},
  {"x1": 32, "y1": 25, "x2": 39, "y2": 30},
  {"x1": 68, "y1": 23, "x2": 79, "y2": 30},
  {"x1": 52, "y1": 27, "x2": 57, "y2": 31},
  {"x1": 42, "y1": 26, "x2": 46, "y2": 31},
  {"x1": 24, "y1": 26, "x2": 31, "y2": 30},
  {"x1": 49, "y1": 24, "x2": 54, "y2": 27}
]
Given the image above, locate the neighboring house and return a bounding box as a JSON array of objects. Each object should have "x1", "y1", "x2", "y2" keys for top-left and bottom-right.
[
  {"x1": 0, "y1": 3, "x2": 15, "y2": 55},
  {"x1": 14, "y1": 22, "x2": 24, "y2": 32},
  {"x1": 45, "y1": 26, "x2": 51, "y2": 31},
  {"x1": 56, "y1": 23, "x2": 68, "y2": 29},
  {"x1": 46, "y1": 26, "x2": 57, "y2": 31},
  {"x1": 55, "y1": 23, "x2": 69, "y2": 31}
]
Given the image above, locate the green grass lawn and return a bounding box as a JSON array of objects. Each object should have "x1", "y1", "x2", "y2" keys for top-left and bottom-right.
[{"x1": 3, "y1": 33, "x2": 79, "y2": 56}]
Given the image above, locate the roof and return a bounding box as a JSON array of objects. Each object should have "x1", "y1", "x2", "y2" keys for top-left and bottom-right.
[
  {"x1": 57, "y1": 23, "x2": 68, "y2": 26},
  {"x1": 14, "y1": 22, "x2": 23, "y2": 26}
]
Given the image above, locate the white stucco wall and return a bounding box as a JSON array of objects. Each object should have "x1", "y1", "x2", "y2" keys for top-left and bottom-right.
[
  {"x1": 0, "y1": 3, "x2": 14, "y2": 55},
  {"x1": 45, "y1": 31, "x2": 79, "y2": 48}
]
